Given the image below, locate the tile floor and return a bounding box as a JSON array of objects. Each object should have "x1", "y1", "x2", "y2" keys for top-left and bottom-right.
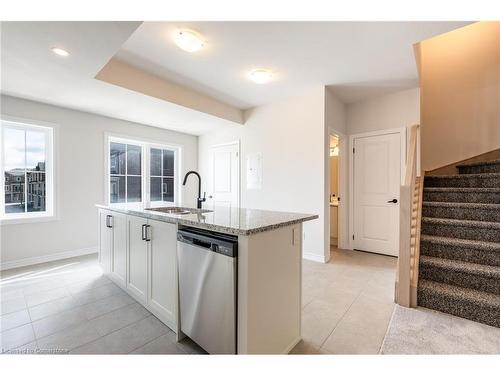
[
  {"x1": 1, "y1": 247, "x2": 397, "y2": 354},
  {"x1": 0, "y1": 254, "x2": 204, "y2": 354},
  {"x1": 291, "y1": 247, "x2": 397, "y2": 354}
]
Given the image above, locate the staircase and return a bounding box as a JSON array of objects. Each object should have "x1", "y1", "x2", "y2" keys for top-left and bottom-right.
[{"x1": 417, "y1": 159, "x2": 500, "y2": 327}]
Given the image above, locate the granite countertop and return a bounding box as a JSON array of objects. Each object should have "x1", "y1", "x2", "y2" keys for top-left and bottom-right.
[{"x1": 96, "y1": 203, "x2": 318, "y2": 236}]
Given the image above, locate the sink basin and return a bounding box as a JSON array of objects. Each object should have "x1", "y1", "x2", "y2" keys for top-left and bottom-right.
[{"x1": 145, "y1": 207, "x2": 212, "y2": 215}]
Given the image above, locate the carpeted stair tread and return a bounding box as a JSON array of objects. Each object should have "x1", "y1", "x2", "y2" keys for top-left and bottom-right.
[
  {"x1": 456, "y1": 159, "x2": 500, "y2": 168},
  {"x1": 421, "y1": 217, "x2": 500, "y2": 243},
  {"x1": 422, "y1": 187, "x2": 500, "y2": 204},
  {"x1": 422, "y1": 202, "x2": 500, "y2": 222},
  {"x1": 457, "y1": 159, "x2": 500, "y2": 175},
  {"x1": 424, "y1": 173, "x2": 500, "y2": 188},
  {"x1": 420, "y1": 235, "x2": 500, "y2": 266},
  {"x1": 419, "y1": 255, "x2": 500, "y2": 294},
  {"x1": 417, "y1": 280, "x2": 500, "y2": 327},
  {"x1": 420, "y1": 234, "x2": 500, "y2": 253}
]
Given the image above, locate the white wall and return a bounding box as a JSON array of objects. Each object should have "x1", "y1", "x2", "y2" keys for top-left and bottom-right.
[
  {"x1": 199, "y1": 87, "x2": 328, "y2": 262},
  {"x1": 344, "y1": 87, "x2": 420, "y2": 250},
  {"x1": 325, "y1": 88, "x2": 347, "y2": 135},
  {"x1": 346, "y1": 88, "x2": 420, "y2": 135},
  {"x1": 1, "y1": 95, "x2": 198, "y2": 266},
  {"x1": 325, "y1": 89, "x2": 348, "y2": 252}
]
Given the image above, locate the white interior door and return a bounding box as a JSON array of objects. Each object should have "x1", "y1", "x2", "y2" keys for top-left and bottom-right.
[
  {"x1": 207, "y1": 143, "x2": 240, "y2": 208},
  {"x1": 353, "y1": 132, "x2": 401, "y2": 256}
]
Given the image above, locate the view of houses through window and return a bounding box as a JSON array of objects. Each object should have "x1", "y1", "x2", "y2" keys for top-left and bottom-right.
[
  {"x1": 2, "y1": 121, "x2": 52, "y2": 218},
  {"x1": 108, "y1": 138, "x2": 177, "y2": 205}
]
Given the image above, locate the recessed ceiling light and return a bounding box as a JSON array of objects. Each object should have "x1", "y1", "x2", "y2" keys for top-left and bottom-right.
[
  {"x1": 51, "y1": 47, "x2": 70, "y2": 57},
  {"x1": 249, "y1": 69, "x2": 274, "y2": 84},
  {"x1": 174, "y1": 29, "x2": 204, "y2": 53}
]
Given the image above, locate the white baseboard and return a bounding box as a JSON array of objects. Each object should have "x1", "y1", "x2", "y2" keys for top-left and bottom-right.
[
  {"x1": 302, "y1": 251, "x2": 327, "y2": 263},
  {"x1": 0, "y1": 247, "x2": 98, "y2": 271}
]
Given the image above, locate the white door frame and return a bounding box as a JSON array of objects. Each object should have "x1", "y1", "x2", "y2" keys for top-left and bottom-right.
[
  {"x1": 348, "y1": 127, "x2": 407, "y2": 252},
  {"x1": 208, "y1": 140, "x2": 241, "y2": 209},
  {"x1": 327, "y1": 128, "x2": 348, "y2": 257}
]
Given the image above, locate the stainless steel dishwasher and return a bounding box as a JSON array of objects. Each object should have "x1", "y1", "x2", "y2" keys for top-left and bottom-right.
[{"x1": 177, "y1": 226, "x2": 237, "y2": 354}]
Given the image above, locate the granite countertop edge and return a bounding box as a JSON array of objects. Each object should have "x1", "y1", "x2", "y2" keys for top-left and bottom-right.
[{"x1": 96, "y1": 204, "x2": 319, "y2": 236}]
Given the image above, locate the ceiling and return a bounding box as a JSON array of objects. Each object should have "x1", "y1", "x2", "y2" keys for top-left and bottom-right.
[
  {"x1": 0, "y1": 22, "x2": 240, "y2": 135},
  {"x1": 117, "y1": 21, "x2": 471, "y2": 107},
  {"x1": 1, "y1": 21, "x2": 471, "y2": 135}
]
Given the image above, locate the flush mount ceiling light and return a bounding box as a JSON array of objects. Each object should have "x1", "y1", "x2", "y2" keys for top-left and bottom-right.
[
  {"x1": 51, "y1": 47, "x2": 70, "y2": 57},
  {"x1": 248, "y1": 69, "x2": 274, "y2": 84},
  {"x1": 174, "y1": 29, "x2": 205, "y2": 52}
]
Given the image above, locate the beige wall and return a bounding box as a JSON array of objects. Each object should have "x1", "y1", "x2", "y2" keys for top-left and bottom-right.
[
  {"x1": 346, "y1": 88, "x2": 420, "y2": 135},
  {"x1": 1, "y1": 95, "x2": 198, "y2": 265},
  {"x1": 419, "y1": 21, "x2": 500, "y2": 171},
  {"x1": 198, "y1": 87, "x2": 329, "y2": 262}
]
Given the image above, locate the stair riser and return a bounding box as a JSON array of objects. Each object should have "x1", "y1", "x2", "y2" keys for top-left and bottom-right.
[
  {"x1": 422, "y1": 205, "x2": 500, "y2": 222},
  {"x1": 458, "y1": 164, "x2": 500, "y2": 174},
  {"x1": 417, "y1": 288, "x2": 500, "y2": 328},
  {"x1": 423, "y1": 190, "x2": 500, "y2": 204},
  {"x1": 424, "y1": 176, "x2": 500, "y2": 188},
  {"x1": 421, "y1": 222, "x2": 500, "y2": 243},
  {"x1": 419, "y1": 264, "x2": 500, "y2": 295},
  {"x1": 420, "y1": 240, "x2": 500, "y2": 267}
]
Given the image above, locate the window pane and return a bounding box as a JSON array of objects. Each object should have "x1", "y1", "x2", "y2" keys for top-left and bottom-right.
[
  {"x1": 4, "y1": 171, "x2": 25, "y2": 213},
  {"x1": 110, "y1": 143, "x2": 126, "y2": 175},
  {"x1": 127, "y1": 145, "x2": 142, "y2": 175},
  {"x1": 127, "y1": 176, "x2": 142, "y2": 202},
  {"x1": 4, "y1": 127, "x2": 25, "y2": 170},
  {"x1": 162, "y1": 150, "x2": 174, "y2": 177},
  {"x1": 26, "y1": 130, "x2": 46, "y2": 170},
  {"x1": 162, "y1": 177, "x2": 174, "y2": 202},
  {"x1": 150, "y1": 177, "x2": 162, "y2": 201},
  {"x1": 110, "y1": 176, "x2": 125, "y2": 203},
  {"x1": 150, "y1": 148, "x2": 161, "y2": 176},
  {"x1": 27, "y1": 171, "x2": 46, "y2": 212}
]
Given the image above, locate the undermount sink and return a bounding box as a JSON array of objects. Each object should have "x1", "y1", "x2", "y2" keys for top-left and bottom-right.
[{"x1": 145, "y1": 207, "x2": 212, "y2": 215}]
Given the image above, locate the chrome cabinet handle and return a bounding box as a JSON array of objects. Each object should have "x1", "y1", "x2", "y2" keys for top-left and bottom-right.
[
  {"x1": 141, "y1": 224, "x2": 146, "y2": 241},
  {"x1": 145, "y1": 225, "x2": 151, "y2": 242},
  {"x1": 106, "y1": 215, "x2": 113, "y2": 228}
]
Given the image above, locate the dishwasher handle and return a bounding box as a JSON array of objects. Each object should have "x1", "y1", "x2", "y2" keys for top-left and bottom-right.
[
  {"x1": 177, "y1": 228, "x2": 238, "y2": 257},
  {"x1": 177, "y1": 233, "x2": 212, "y2": 249}
]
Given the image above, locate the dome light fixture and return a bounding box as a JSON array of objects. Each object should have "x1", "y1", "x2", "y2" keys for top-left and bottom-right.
[
  {"x1": 51, "y1": 47, "x2": 70, "y2": 57},
  {"x1": 248, "y1": 69, "x2": 274, "y2": 84},
  {"x1": 174, "y1": 29, "x2": 205, "y2": 53}
]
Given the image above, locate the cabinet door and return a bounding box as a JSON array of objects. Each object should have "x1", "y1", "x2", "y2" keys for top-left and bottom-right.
[
  {"x1": 99, "y1": 210, "x2": 112, "y2": 273},
  {"x1": 148, "y1": 220, "x2": 178, "y2": 329},
  {"x1": 127, "y1": 215, "x2": 148, "y2": 304},
  {"x1": 111, "y1": 212, "x2": 127, "y2": 288}
]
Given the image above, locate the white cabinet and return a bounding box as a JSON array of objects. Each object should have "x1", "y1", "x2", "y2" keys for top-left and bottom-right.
[
  {"x1": 99, "y1": 210, "x2": 127, "y2": 287},
  {"x1": 98, "y1": 210, "x2": 178, "y2": 332},
  {"x1": 98, "y1": 210, "x2": 112, "y2": 273},
  {"x1": 147, "y1": 220, "x2": 178, "y2": 328},
  {"x1": 127, "y1": 215, "x2": 149, "y2": 304},
  {"x1": 111, "y1": 212, "x2": 127, "y2": 288}
]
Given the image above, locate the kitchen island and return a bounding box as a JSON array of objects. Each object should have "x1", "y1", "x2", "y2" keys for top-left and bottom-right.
[{"x1": 96, "y1": 204, "x2": 317, "y2": 354}]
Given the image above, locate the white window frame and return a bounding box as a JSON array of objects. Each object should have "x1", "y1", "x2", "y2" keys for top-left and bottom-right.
[
  {"x1": 1, "y1": 117, "x2": 57, "y2": 225},
  {"x1": 104, "y1": 133, "x2": 182, "y2": 208}
]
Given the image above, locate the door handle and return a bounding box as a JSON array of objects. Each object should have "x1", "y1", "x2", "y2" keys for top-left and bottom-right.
[
  {"x1": 145, "y1": 225, "x2": 151, "y2": 242},
  {"x1": 141, "y1": 224, "x2": 146, "y2": 241},
  {"x1": 387, "y1": 199, "x2": 398, "y2": 203},
  {"x1": 106, "y1": 215, "x2": 113, "y2": 228}
]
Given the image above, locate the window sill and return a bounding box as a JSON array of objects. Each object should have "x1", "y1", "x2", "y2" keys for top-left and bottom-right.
[{"x1": 0, "y1": 214, "x2": 58, "y2": 226}]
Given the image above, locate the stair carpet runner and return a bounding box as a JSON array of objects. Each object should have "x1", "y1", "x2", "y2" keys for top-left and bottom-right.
[{"x1": 417, "y1": 159, "x2": 500, "y2": 328}]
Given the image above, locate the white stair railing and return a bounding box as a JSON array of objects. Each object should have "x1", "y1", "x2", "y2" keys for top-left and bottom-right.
[{"x1": 396, "y1": 124, "x2": 421, "y2": 308}]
